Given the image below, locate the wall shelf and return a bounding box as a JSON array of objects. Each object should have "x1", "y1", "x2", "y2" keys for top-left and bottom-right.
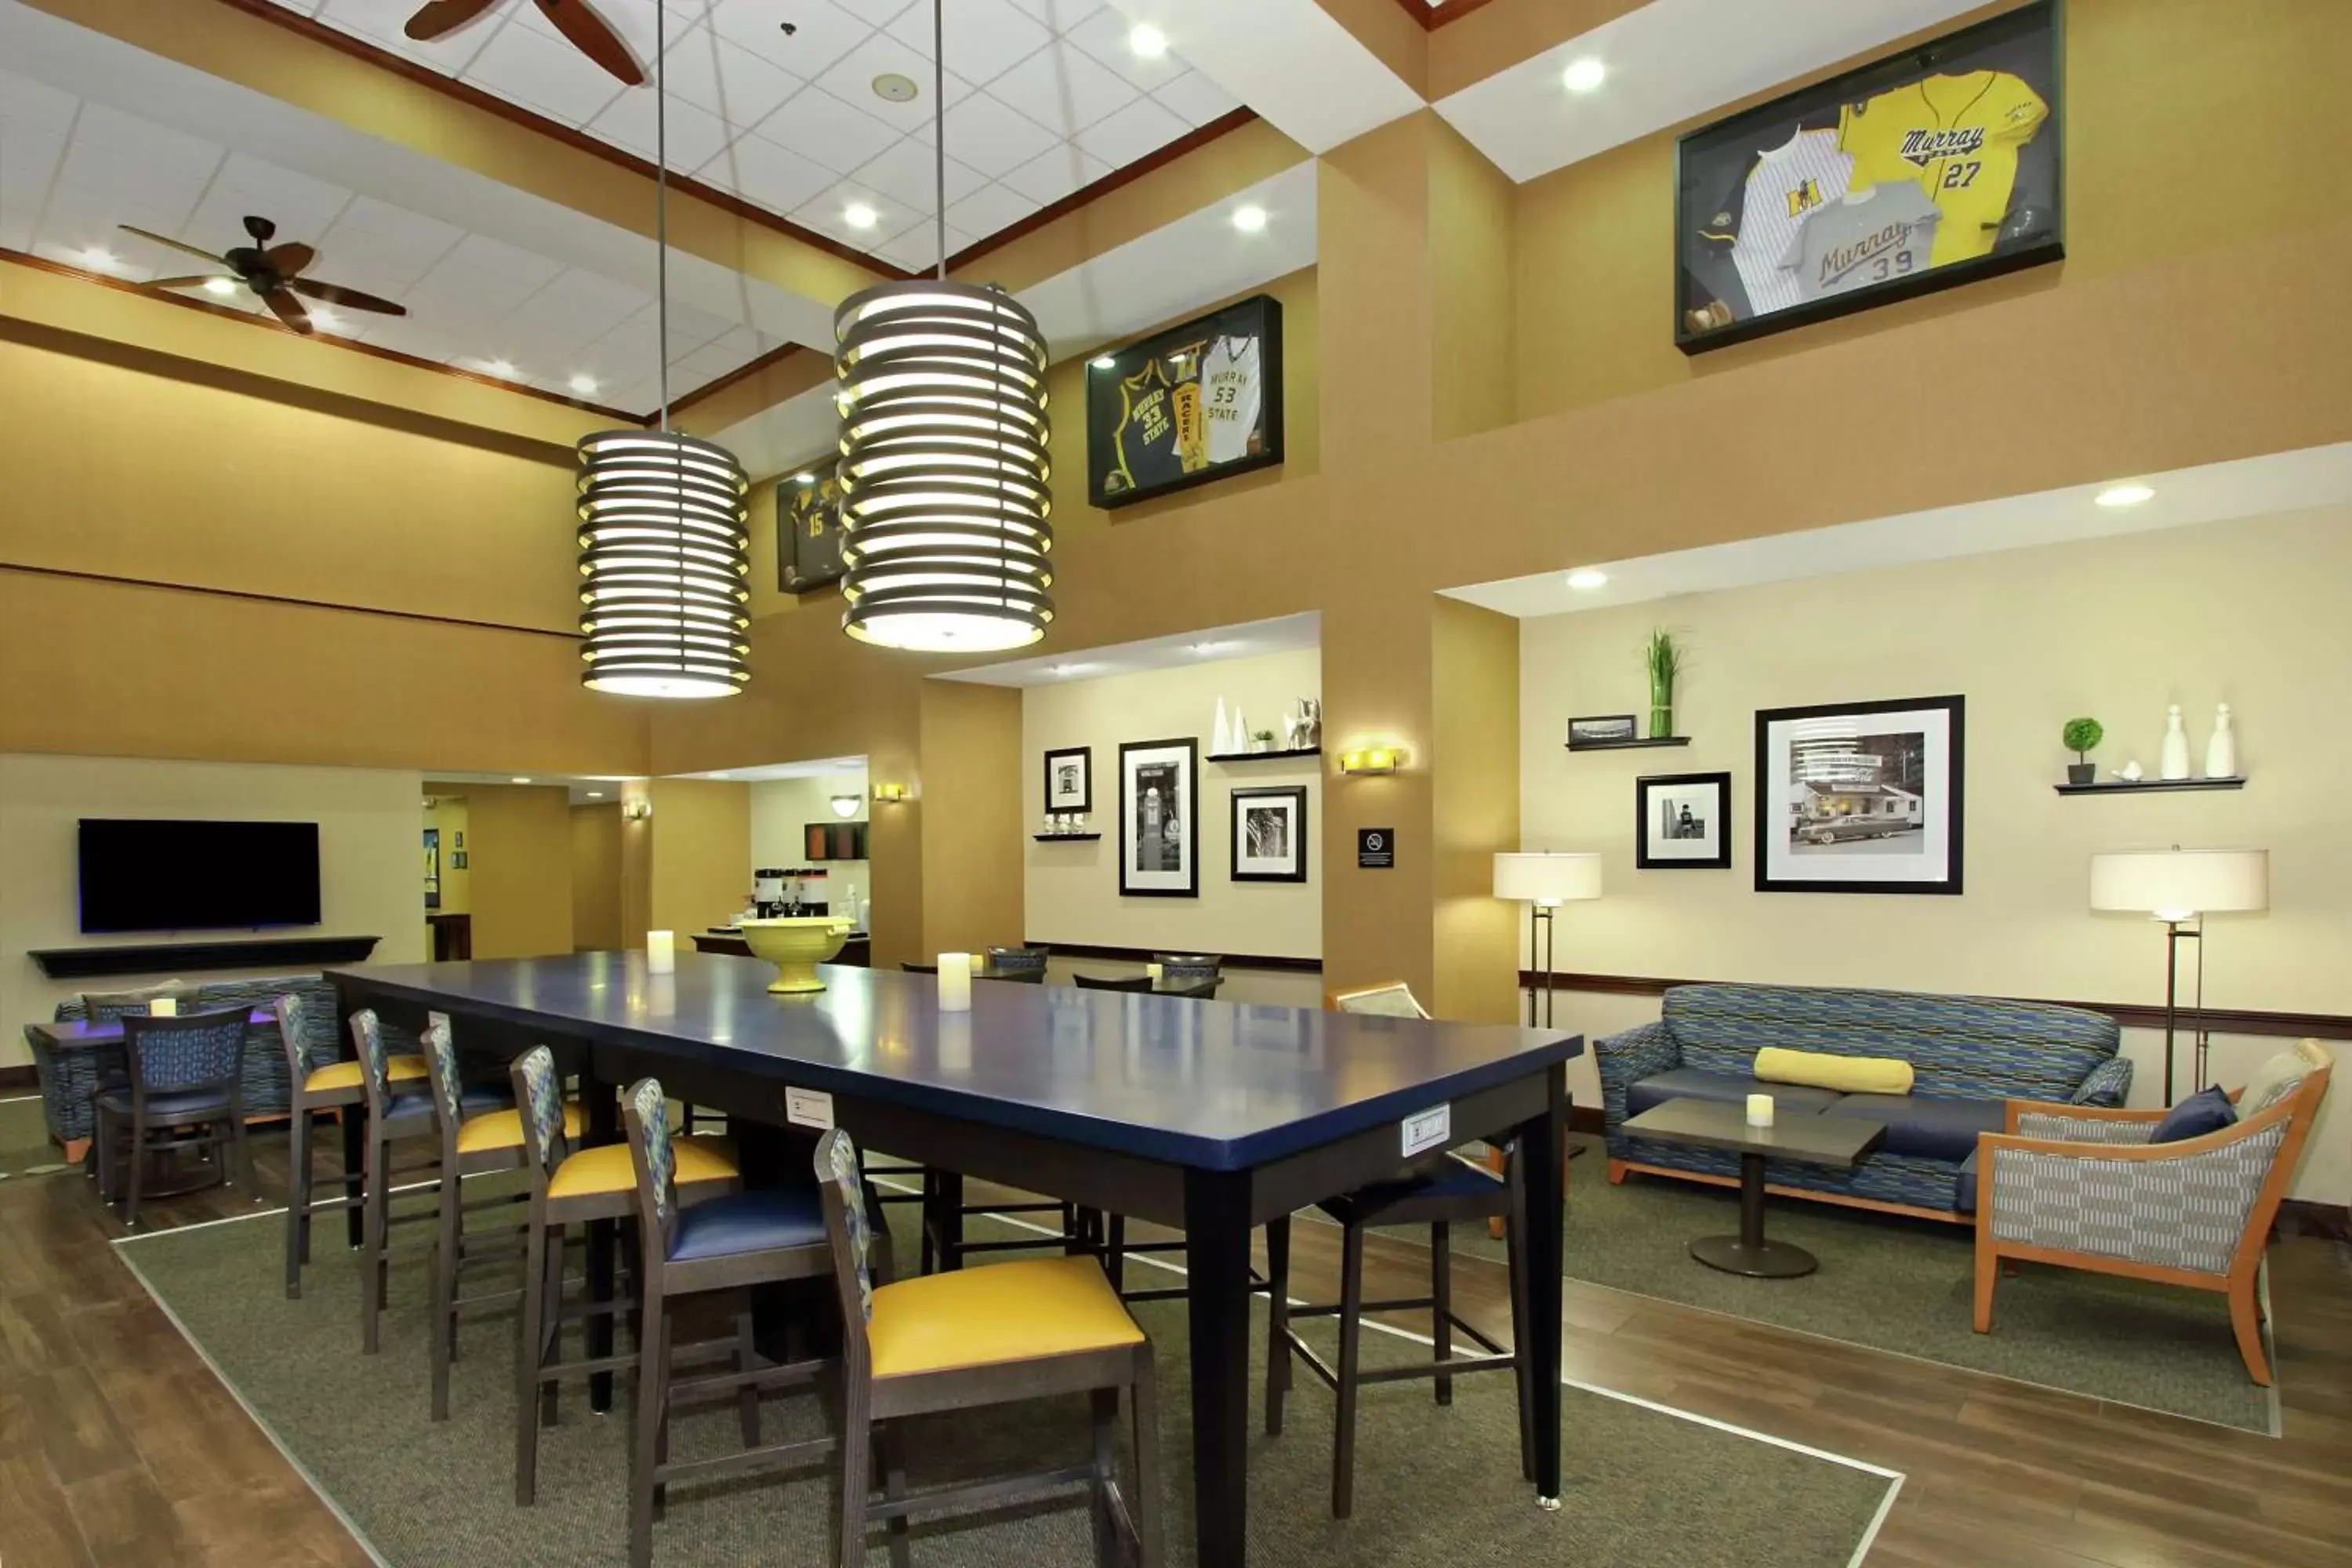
[
  {"x1": 2054, "y1": 778, "x2": 2245, "y2": 797},
  {"x1": 1207, "y1": 746, "x2": 1321, "y2": 763},
  {"x1": 1566, "y1": 736, "x2": 1691, "y2": 753},
  {"x1": 1032, "y1": 833, "x2": 1104, "y2": 842},
  {"x1": 28, "y1": 934, "x2": 383, "y2": 981}
]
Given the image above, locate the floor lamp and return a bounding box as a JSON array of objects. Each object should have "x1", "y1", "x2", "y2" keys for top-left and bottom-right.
[
  {"x1": 2089, "y1": 848, "x2": 2269, "y2": 1105},
  {"x1": 1494, "y1": 851, "x2": 1602, "y2": 1169}
]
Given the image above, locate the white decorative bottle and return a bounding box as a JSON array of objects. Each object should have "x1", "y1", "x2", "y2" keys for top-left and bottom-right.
[
  {"x1": 1213, "y1": 698, "x2": 1232, "y2": 757},
  {"x1": 2204, "y1": 702, "x2": 2238, "y2": 779},
  {"x1": 2159, "y1": 703, "x2": 2191, "y2": 781}
]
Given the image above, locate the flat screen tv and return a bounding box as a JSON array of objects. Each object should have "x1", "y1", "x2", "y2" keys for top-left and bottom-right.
[{"x1": 78, "y1": 818, "x2": 323, "y2": 935}]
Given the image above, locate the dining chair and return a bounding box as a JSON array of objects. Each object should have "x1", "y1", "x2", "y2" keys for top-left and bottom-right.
[
  {"x1": 275, "y1": 993, "x2": 428, "y2": 1299},
  {"x1": 622, "y1": 1078, "x2": 845, "y2": 1568},
  {"x1": 898, "y1": 961, "x2": 938, "y2": 975},
  {"x1": 507, "y1": 1047, "x2": 742, "y2": 1504},
  {"x1": 814, "y1": 1127, "x2": 1162, "y2": 1568},
  {"x1": 1073, "y1": 973, "x2": 1154, "y2": 993},
  {"x1": 1264, "y1": 1148, "x2": 1534, "y2": 1518},
  {"x1": 985, "y1": 946, "x2": 1049, "y2": 983},
  {"x1": 1154, "y1": 955, "x2": 1222, "y2": 996},
  {"x1": 93, "y1": 1007, "x2": 255, "y2": 1228},
  {"x1": 74, "y1": 983, "x2": 195, "y2": 1174}
]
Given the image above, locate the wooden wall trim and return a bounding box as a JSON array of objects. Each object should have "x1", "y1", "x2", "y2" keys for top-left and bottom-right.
[
  {"x1": 0, "y1": 1065, "x2": 34, "y2": 1094},
  {"x1": 0, "y1": 561, "x2": 578, "y2": 642},
  {"x1": 1517, "y1": 970, "x2": 2352, "y2": 1042},
  {"x1": 1035, "y1": 942, "x2": 1323, "y2": 974}
]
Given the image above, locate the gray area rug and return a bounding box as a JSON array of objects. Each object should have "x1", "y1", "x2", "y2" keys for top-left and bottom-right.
[{"x1": 118, "y1": 1199, "x2": 1890, "y2": 1568}]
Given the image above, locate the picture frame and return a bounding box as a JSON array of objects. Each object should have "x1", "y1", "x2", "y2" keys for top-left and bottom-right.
[
  {"x1": 778, "y1": 473, "x2": 847, "y2": 593},
  {"x1": 1043, "y1": 746, "x2": 1092, "y2": 814},
  {"x1": 1674, "y1": 1, "x2": 2062, "y2": 354},
  {"x1": 422, "y1": 826, "x2": 440, "y2": 910},
  {"x1": 1229, "y1": 786, "x2": 1308, "y2": 884},
  {"x1": 1118, "y1": 739, "x2": 1198, "y2": 898},
  {"x1": 1569, "y1": 714, "x2": 1639, "y2": 748},
  {"x1": 1087, "y1": 295, "x2": 1283, "y2": 510},
  {"x1": 1635, "y1": 771, "x2": 1732, "y2": 870},
  {"x1": 1755, "y1": 695, "x2": 1965, "y2": 895}
]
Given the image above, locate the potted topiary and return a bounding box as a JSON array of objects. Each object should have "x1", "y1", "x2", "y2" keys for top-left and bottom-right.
[
  {"x1": 2062, "y1": 717, "x2": 2104, "y2": 785},
  {"x1": 1250, "y1": 728, "x2": 1277, "y2": 754}
]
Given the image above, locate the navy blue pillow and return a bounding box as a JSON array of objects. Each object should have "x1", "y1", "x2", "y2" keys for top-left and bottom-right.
[{"x1": 2150, "y1": 1085, "x2": 2237, "y2": 1144}]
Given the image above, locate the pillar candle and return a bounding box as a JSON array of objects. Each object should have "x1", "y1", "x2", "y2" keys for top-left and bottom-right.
[
  {"x1": 1746, "y1": 1093, "x2": 1774, "y2": 1128},
  {"x1": 938, "y1": 956, "x2": 972, "y2": 1012},
  {"x1": 967, "y1": 952, "x2": 987, "y2": 974},
  {"x1": 646, "y1": 930, "x2": 676, "y2": 975},
  {"x1": 149, "y1": 996, "x2": 178, "y2": 1017},
  {"x1": 1145, "y1": 962, "x2": 1163, "y2": 982}
]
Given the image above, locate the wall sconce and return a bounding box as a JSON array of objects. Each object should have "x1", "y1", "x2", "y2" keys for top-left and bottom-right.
[
  {"x1": 622, "y1": 800, "x2": 652, "y2": 822},
  {"x1": 1338, "y1": 746, "x2": 1406, "y2": 775},
  {"x1": 872, "y1": 782, "x2": 910, "y2": 804},
  {"x1": 829, "y1": 794, "x2": 861, "y2": 818}
]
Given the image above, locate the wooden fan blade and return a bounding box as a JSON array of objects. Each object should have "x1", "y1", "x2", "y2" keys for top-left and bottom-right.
[
  {"x1": 405, "y1": 0, "x2": 501, "y2": 42},
  {"x1": 142, "y1": 275, "x2": 235, "y2": 291},
  {"x1": 263, "y1": 241, "x2": 316, "y2": 277},
  {"x1": 117, "y1": 225, "x2": 227, "y2": 265},
  {"x1": 290, "y1": 278, "x2": 408, "y2": 316},
  {"x1": 262, "y1": 289, "x2": 315, "y2": 336},
  {"x1": 535, "y1": 0, "x2": 645, "y2": 85}
]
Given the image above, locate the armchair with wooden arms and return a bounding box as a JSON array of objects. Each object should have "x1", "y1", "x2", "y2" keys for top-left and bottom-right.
[{"x1": 1972, "y1": 1040, "x2": 2333, "y2": 1385}]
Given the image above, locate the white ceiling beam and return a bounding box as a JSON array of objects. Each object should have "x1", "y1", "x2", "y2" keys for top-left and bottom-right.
[{"x1": 1103, "y1": 0, "x2": 1423, "y2": 154}]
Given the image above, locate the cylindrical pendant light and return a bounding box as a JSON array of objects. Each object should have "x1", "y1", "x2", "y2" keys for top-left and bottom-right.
[
  {"x1": 833, "y1": 0, "x2": 1052, "y2": 653},
  {"x1": 578, "y1": 0, "x2": 752, "y2": 697}
]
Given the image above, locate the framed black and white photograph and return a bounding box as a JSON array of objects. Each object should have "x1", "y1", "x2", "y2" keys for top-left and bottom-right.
[
  {"x1": 777, "y1": 473, "x2": 846, "y2": 593},
  {"x1": 1229, "y1": 786, "x2": 1308, "y2": 884},
  {"x1": 1043, "y1": 746, "x2": 1091, "y2": 814},
  {"x1": 1635, "y1": 771, "x2": 1732, "y2": 869},
  {"x1": 1119, "y1": 739, "x2": 1197, "y2": 898},
  {"x1": 1087, "y1": 295, "x2": 1283, "y2": 510},
  {"x1": 1755, "y1": 695, "x2": 1965, "y2": 895},
  {"x1": 1675, "y1": 2, "x2": 2061, "y2": 354},
  {"x1": 1569, "y1": 714, "x2": 1639, "y2": 748}
]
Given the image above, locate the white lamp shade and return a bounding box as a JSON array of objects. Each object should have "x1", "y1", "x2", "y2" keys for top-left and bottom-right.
[
  {"x1": 2089, "y1": 848, "x2": 2267, "y2": 921},
  {"x1": 1494, "y1": 851, "x2": 1603, "y2": 905}
]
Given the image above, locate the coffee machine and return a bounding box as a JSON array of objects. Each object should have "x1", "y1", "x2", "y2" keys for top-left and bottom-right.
[{"x1": 753, "y1": 867, "x2": 789, "y2": 918}]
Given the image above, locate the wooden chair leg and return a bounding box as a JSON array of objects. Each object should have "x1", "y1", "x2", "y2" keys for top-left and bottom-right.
[
  {"x1": 2229, "y1": 1276, "x2": 2273, "y2": 1385},
  {"x1": 1264, "y1": 1214, "x2": 1290, "y2": 1436},
  {"x1": 629, "y1": 1305, "x2": 666, "y2": 1568},
  {"x1": 839, "y1": 1370, "x2": 873, "y2": 1568},
  {"x1": 540, "y1": 1221, "x2": 567, "y2": 1431},
  {"x1": 517, "y1": 1208, "x2": 548, "y2": 1505},
  {"x1": 285, "y1": 1106, "x2": 310, "y2": 1298},
  {"x1": 1106, "y1": 1215, "x2": 1127, "y2": 1295},
  {"x1": 735, "y1": 1307, "x2": 762, "y2": 1447},
  {"x1": 1432, "y1": 1219, "x2": 1454, "y2": 1406},
  {"x1": 1972, "y1": 1224, "x2": 1998, "y2": 1334},
  {"x1": 1486, "y1": 1145, "x2": 1508, "y2": 1240},
  {"x1": 1130, "y1": 1350, "x2": 1163, "y2": 1568},
  {"x1": 122, "y1": 1112, "x2": 146, "y2": 1229},
  {"x1": 878, "y1": 1419, "x2": 912, "y2": 1568},
  {"x1": 1088, "y1": 1387, "x2": 1120, "y2": 1567},
  {"x1": 231, "y1": 1109, "x2": 256, "y2": 1198},
  {"x1": 1333, "y1": 1221, "x2": 1364, "y2": 1520},
  {"x1": 361, "y1": 1130, "x2": 389, "y2": 1355}
]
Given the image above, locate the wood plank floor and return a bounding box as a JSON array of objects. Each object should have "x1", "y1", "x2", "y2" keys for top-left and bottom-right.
[{"x1": 2, "y1": 1128, "x2": 2346, "y2": 1568}]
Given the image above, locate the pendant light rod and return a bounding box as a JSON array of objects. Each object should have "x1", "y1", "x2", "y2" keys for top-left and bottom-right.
[
  {"x1": 656, "y1": 0, "x2": 670, "y2": 428},
  {"x1": 933, "y1": 0, "x2": 946, "y2": 281}
]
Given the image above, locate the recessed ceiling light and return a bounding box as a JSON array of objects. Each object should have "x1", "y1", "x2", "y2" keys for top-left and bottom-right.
[
  {"x1": 1565, "y1": 568, "x2": 1609, "y2": 591},
  {"x1": 202, "y1": 277, "x2": 237, "y2": 297},
  {"x1": 511, "y1": 776, "x2": 532, "y2": 784},
  {"x1": 1232, "y1": 205, "x2": 1268, "y2": 234},
  {"x1": 1562, "y1": 57, "x2": 1606, "y2": 93},
  {"x1": 794, "y1": 471, "x2": 817, "y2": 485},
  {"x1": 1188, "y1": 640, "x2": 1235, "y2": 656},
  {"x1": 586, "y1": 791, "x2": 604, "y2": 799},
  {"x1": 844, "y1": 201, "x2": 880, "y2": 230},
  {"x1": 80, "y1": 246, "x2": 118, "y2": 270},
  {"x1": 485, "y1": 359, "x2": 517, "y2": 378},
  {"x1": 2094, "y1": 482, "x2": 2154, "y2": 508},
  {"x1": 309, "y1": 307, "x2": 341, "y2": 330},
  {"x1": 568, "y1": 373, "x2": 600, "y2": 395},
  {"x1": 872, "y1": 72, "x2": 919, "y2": 103},
  {"x1": 1091, "y1": 355, "x2": 1116, "y2": 369},
  {"x1": 1127, "y1": 23, "x2": 1168, "y2": 59}
]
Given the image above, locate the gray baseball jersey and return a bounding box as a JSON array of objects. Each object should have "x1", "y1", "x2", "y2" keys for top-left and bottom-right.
[{"x1": 1779, "y1": 180, "x2": 1943, "y2": 303}]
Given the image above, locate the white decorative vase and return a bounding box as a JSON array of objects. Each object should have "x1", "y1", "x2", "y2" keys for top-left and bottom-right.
[
  {"x1": 1232, "y1": 707, "x2": 1247, "y2": 755},
  {"x1": 2159, "y1": 704, "x2": 2191, "y2": 781},
  {"x1": 2205, "y1": 703, "x2": 2238, "y2": 779},
  {"x1": 1213, "y1": 699, "x2": 1232, "y2": 757}
]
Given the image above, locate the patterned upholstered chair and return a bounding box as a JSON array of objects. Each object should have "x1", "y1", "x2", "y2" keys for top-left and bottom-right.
[
  {"x1": 1973, "y1": 1040, "x2": 2333, "y2": 1385},
  {"x1": 276, "y1": 992, "x2": 427, "y2": 1300},
  {"x1": 985, "y1": 945, "x2": 1049, "y2": 983},
  {"x1": 93, "y1": 1007, "x2": 256, "y2": 1226}
]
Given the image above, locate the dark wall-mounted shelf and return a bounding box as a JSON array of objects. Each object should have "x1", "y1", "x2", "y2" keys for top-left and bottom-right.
[
  {"x1": 29, "y1": 934, "x2": 383, "y2": 981},
  {"x1": 1566, "y1": 736, "x2": 1691, "y2": 753},
  {"x1": 1207, "y1": 746, "x2": 1321, "y2": 763},
  {"x1": 2054, "y1": 778, "x2": 2245, "y2": 797},
  {"x1": 1033, "y1": 833, "x2": 1103, "y2": 842}
]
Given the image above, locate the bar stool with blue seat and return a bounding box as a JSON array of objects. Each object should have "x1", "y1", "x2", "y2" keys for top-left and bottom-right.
[
  {"x1": 275, "y1": 992, "x2": 428, "y2": 1300},
  {"x1": 621, "y1": 1077, "x2": 853, "y2": 1568},
  {"x1": 93, "y1": 1007, "x2": 256, "y2": 1228}
]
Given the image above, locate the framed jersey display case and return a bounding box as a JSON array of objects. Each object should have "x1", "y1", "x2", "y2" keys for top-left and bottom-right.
[
  {"x1": 1086, "y1": 295, "x2": 1283, "y2": 509},
  {"x1": 777, "y1": 472, "x2": 846, "y2": 593},
  {"x1": 1674, "y1": 0, "x2": 2061, "y2": 354}
]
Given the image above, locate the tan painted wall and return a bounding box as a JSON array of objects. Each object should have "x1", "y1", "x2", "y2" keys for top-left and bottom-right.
[
  {"x1": 1021, "y1": 648, "x2": 1323, "y2": 961},
  {"x1": 646, "y1": 779, "x2": 753, "y2": 939},
  {"x1": 749, "y1": 770, "x2": 871, "y2": 927},
  {"x1": 916, "y1": 683, "x2": 1025, "y2": 959},
  {"x1": 0, "y1": 754, "x2": 426, "y2": 1069},
  {"x1": 1430, "y1": 598, "x2": 1519, "y2": 1023},
  {"x1": 1517, "y1": 509, "x2": 2350, "y2": 1200},
  {"x1": 439, "y1": 783, "x2": 574, "y2": 960},
  {"x1": 570, "y1": 803, "x2": 624, "y2": 952}
]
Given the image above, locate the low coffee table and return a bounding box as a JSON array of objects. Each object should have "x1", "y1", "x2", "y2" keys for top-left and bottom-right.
[{"x1": 1621, "y1": 1097, "x2": 1886, "y2": 1278}]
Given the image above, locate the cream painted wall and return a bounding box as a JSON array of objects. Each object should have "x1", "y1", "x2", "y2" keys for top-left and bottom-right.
[
  {"x1": 1516, "y1": 509, "x2": 2351, "y2": 1202},
  {"x1": 749, "y1": 769, "x2": 871, "y2": 929},
  {"x1": 1022, "y1": 648, "x2": 1323, "y2": 960},
  {"x1": 0, "y1": 753, "x2": 426, "y2": 1069},
  {"x1": 422, "y1": 794, "x2": 469, "y2": 954}
]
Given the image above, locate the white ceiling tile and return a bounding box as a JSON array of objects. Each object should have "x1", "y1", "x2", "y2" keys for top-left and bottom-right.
[
  {"x1": 0, "y1": 67, "x2": 78, "y2": 135},
  {"x1": 586, "y1": 87, "x2": 733, "y2": 170},
  {"x1": 312, "y1": 0, "x2": 505, "y2": 75},
  {"x1": 791, "y1": 180, "x2": 920, "y2": 251},
  {"x1": 943, "y1": 180, "x2": 1040, "y2": 241},
  {"x1": 873, "y1": 219, "x2": 975, "y2": 273},
  {"x1": 847, "y1": 137, "x2": 983, "y2": 212},
  {"x1": 883, "y1": 0, "x2": 1052, "y2": 87},
  {"x1": 1063, "y1": 5, "x2": 1186, "y2": 92},
  {"x1": 186, "y1": 152, "x2": 354, "y2": 241},
  {"x1": 811, "y1": 31, "x2": 974, "y2": 136},
  {"x1": 699, "y1": 131, "x2": 837, "y2": 213},
  {"x1": 464, "y1": 20, "x2": 632, "y2": 125},
  {"x1": 444, "y1": 230, "x2": 568, "y2": 285},
  {"x1": 1002, "y1": 0, "x2": 1107, "y2": 27},
  {"x1": 986, "y1": 40, "x2": 1136, "y2": 138},
  {"x1": 1071, "y1": 93, "x2": 1186, "y2": 169},
  {"x1": 510, "y1": 267, "x2": 652, "y2": 331},
  {"x1": 510, "y1": 0, "x2": 710, "y2": 74},
  {"x1": 1150, "y1": 67, "x2": 1241, "y2": 127},
  {"x1": 706, "y1": 0, "x2": 873, "y2": 78},
  {"x1": 749, "y1": 85, "x2": 899, "y2": 174},
  {"x1": 832, "y1": 0, "x2": 918, "y2": 23},
  {"x1": 998, "y1": 142, "x2": 1109, "y2": 205},
  {"x1": 658, "y1": 24, "x2": 802, "y2": 123},
  {"x1": 70, "y1": 102, "x2": 223, "y2": 179},
  {"x1": 920, "y1": 91, "x2": 1059, "y2": 179}
]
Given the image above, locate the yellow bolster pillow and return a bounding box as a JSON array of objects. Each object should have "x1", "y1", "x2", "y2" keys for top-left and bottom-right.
[{"x1": 1753, "y1": 1047, "x2": 1914, "y2": 1096}]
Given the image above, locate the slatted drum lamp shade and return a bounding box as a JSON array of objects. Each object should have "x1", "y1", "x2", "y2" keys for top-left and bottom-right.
[
  {"x1": 833, "y1": 280, "x2": 1053, "y2": 652},
  {"x1": 576, "y1": 429, "x2": 750, "y2": 698}
]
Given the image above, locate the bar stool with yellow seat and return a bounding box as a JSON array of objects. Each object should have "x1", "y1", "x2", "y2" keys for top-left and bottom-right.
[
  {"x1": 815, "y1": 1128, "x2": 1162, "y2": 1568},
  {"x1": 274, "y1": 993, "x2": 426, "y2": 1301},
  {"x1": 507, "y1": 1046, "x2": 743, "y2": 1505}
]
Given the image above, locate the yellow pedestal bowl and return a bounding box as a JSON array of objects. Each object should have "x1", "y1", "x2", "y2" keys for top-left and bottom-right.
[{"x1": 738, "y1": 916, "x2": 855, "y2": 994}]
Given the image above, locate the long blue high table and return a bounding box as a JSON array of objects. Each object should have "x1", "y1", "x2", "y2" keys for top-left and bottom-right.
[{"x1": 329, "y1": 951, "x2": 1582, "y2": 1564}]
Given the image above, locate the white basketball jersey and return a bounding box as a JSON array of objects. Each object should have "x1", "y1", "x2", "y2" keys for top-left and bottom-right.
[
  {"x1": 1730, "y1": 128, "x2": 1853, "y2": 315},
  {"x1": 1200, "y1": 336, "x2": 1262, "y2": 466}
]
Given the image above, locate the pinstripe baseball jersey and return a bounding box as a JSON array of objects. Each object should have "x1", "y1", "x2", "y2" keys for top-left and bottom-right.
[
  {"x1": 1726, "y1": 128, "x2": 1854, "y2": 315},
  {"x1": 1838, "y1": 70, "x2": 2048, "y2": 266}
]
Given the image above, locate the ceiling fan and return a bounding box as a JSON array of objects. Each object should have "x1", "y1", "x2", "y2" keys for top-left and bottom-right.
[
  {"x1": 117, "y1": 216, "x2": 408, "y2": 336},
  {"x1": 405, "y1": 0, "x2": 645, "y2": 85}
]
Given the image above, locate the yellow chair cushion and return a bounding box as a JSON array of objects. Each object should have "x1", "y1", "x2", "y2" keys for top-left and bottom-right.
[
  {"x1": 866, "y1": 1254, "x2": 1144, "y2": 1381},
  {"x1": 546, "y1": 1135, "x2": 739, "y2": 1199},
  {"x1": 303, "y1": 1054, "x2": 427, "y2": 1093},
  {"x1": 456, "y1": 1103, "x2": 583, "y2": 1155},
  {"x1": 1754, "y1": 1047, "x2": 1914, "y2": 1096}
]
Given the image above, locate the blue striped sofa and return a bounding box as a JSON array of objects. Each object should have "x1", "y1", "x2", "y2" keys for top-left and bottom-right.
[
  {"x1": 1599, "y1": 983, "x2": 2132, "y2": 1218},
  {"x1": 24, "y1": 974, "x2": 416, "y2": 1149}
]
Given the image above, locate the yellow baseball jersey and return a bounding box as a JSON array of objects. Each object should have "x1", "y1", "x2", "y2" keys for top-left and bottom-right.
[{"x1": 1837, "y1": 70, "x2": 2046, "y2": 266}]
